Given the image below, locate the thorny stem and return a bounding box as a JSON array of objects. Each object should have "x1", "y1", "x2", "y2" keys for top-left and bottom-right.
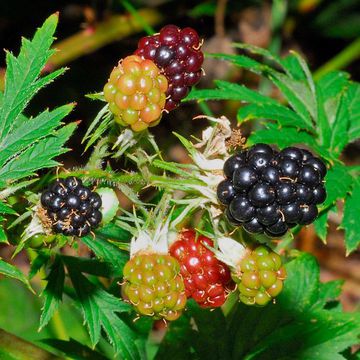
[{"x1": 314, "y1": 37, "x2": 360, "y2": 80}]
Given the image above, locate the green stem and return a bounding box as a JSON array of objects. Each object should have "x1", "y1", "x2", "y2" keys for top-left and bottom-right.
[
  {"x1": 121, "y1": 1, "x2": 155, "y2": 35},
  {"x1": 314, "y1": 37, "x2": 360, "y2": 80},
  {"x1": 0, "y1": 329, "x2": 61, "y2": 360}
]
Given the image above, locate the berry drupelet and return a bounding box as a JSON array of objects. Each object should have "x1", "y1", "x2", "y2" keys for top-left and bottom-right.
[
  {"x1": 135, "y1": 25, "x2": 204, "y2": 111},
  {"x1": 169, "y1": 229, "x2": 235, "y2": 308},
  {"x1": 123, "y1": 253, "x2": 186, "y2": 321},
  {"x1": 40, "y1": 177, "x2": 102, "y2": 237},
  {"x1": 232, "y1": 245, "x2": 286, "y2": 306},
  {"x1": 104, "y1": 55, "x2": 168, "y2": 131},
  {"x1": 217, "y1": 144, "x2": 327, "y2": 237}
]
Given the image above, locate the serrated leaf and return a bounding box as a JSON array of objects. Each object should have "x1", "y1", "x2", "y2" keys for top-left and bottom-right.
[
  {"x1": 0, "y1": 259, "x2": 33, "y2": 291},
  {"x1": 313, "y1": 280, "x2": 344, "y2": 311},
  {"x1": 316, "y1": 71, "x2": 350, "y2": 99},
  {"x1": 0, "y1": 104, "x2": 74, "y2": 168},
  {"x1": 237, "y1": 103, "x2": 314, "y2": 131},
  {"x1": 0, "y1": 14, "x2": 61, "y2": 141},
  {"x1": 314, "y1": 210, "x2": 330, "y2": 243},
  {"x1": 29, "y1": 251, "x2": 50, "y2": 279},
  {"x1": 347, "y1": 83, "x2": 360, "y2": 142},
  {"x1": 0, "y1": 200, "x2": 16, "y2": 214},
  {"x1": 0, "y1": 123, "x2": 76, "y2": 183},
  {"x1": 341, "y1": 179, "x2": 360, "y2": 254},
  {"x1": 248, "y1": 124, "x2": 318, "y2": 151},
  {"x1": 61, "y1": 255, "x2": 114, "y2": 277},
  {"x1": 225, "y1": 253, "x2": 360, "y2": 360},
  {"x1": 39, "y1": 256, "x2": 65, "y2": 330},
  {"x1": 67, "y1": 267, "x2": 139, "y2": 358},
  {"x1": 323, "y1": 164, "x2": 353, "y2": 208},
  {"x1": 80, "y1": 235, "x2": 128, "y2": 277}
]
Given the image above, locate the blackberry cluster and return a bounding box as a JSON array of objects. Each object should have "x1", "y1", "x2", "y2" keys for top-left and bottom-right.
[
  {"x1": 170, "y1": 229, "x2": 235, "y2": 308},
  {"x1": 232, "y1": 246, "x2": 286, "y2": 306},
  {"x1": 40, "y1": 177, "x2": 102, "y2": 237},
  {"x1": 103, "y1": 55, "x2": 168, "y2": 131},
  {"x1": 135, "y1": 25, "x2": 204, "y2": 111},
  {"x1": 217, "y1": 144, "x2": 327, "y2": 237},
  {"x1": 123, "y1": 253, "x2": 187, "y2": 321}
]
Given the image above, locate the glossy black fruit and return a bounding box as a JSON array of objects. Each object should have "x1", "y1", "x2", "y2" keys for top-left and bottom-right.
[
  {"x1": 40, "y1": 177, "x2": 102, "y2": 237},
  {"x1": 217, "y1": 180, "x2": 236, "y2": 205},
  {"x1": 298, "y1": 165, "x2": 321, "y2": 187},
  {"x1": 229, "y1": 196, "x2": 255, "y2": 222},
  {"x1": 233, "y1": 166, "x2": 258, "y2": 191},
  {"x1": 276, "y1": 183, "x2": 297, "y2": 205},
  {"x1": 219, "y1": 144, "x2": 327, "y2": 237},
  {"x1": 243, "y1": 217, "x2": 264, "y2": 234},
  {"x1": 223, "y1": 153, "x2": 247, "y2": 178}
]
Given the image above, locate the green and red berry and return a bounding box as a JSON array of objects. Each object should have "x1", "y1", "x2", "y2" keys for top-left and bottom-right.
[
  {"x1": 104, "y1": 55, "x2": 168, "y2": 131},
  {"x1": 232, "y1": 245, "x2": 286, "y2": 306},
  {"x1": 170, "y1": 229, "x2": 234, "y2": 308},
  {"x1": 217, "y1": 144, "x2": 327, "y2": 237},
  {"x1": 40, "y1": 176, "x2": 102, "y2": 237},
  {"x1": 123, "y1": 253, "x2": 187, "y2": 321},
  {"x1": 135, "y1": 25, "x2": 204, "y2": 111}
]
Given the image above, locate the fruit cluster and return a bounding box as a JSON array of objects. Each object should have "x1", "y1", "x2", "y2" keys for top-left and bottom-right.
[
  {"x1": 232, "y1": 246, "x2": 286, "y2": 306},
  {"x1": 40, "y1": 177, "x2": 102, "y2": 237},
  {"x1": 170, "y1": 229, "x2": 234, "y2": 308},
  {"x1": 217, "y1": 144, "x2": 327, "y2": 237},
  {"x1": 104, "y1": 55, "x2": 168, "y2": 131},
  {"x1": 123, "y1": 253, "x2": 187, "y2": 321},
  {"x1": 135, "y1": 25, "x2": 204, "y2": 111}
]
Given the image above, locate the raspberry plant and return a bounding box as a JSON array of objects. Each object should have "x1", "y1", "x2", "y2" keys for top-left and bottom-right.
[{"x1": 0, "y1": 14, "x2": 359, "y2": 360}]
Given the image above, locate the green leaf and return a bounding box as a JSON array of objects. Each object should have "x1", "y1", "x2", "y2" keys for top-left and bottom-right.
[
  {"x1": 80, "y1": 235, "x2": 128, "y2": 278},
  {"x1": 0, "y1": 259, "x2": 33, "y2": 291},
  {"x1": 237, "y1": 103, "x2": 314, "y2": 131},
  {"x1": 227, "y1": 253, "x2": 360, "y2": 360},
  {"x1": 39, "y1": 256, "x2": 65, "y2": 330},
  {"x1": 341, "y1": 179, "x2": 360, "y2": 254},
  {"x1": 0, "y1": 200, "x2": 16, "y2": 215},
  {"x1": 0, "y1": 14, "x2": 61, "y2": 141},
  {"x1": 0, "y1": 123, "x2": 76, "y2": 183},
  {"x1": 66, "y1": 266, "x2": 139, "y2": 358},
  {"x1": 29, "y1": 251, "x2": 50, "y2": 279},
  {"x1": 313, "y1": 280, "x2": 344, "y2": 311},
  {"x1": 248, "y1": 124, "x2": 318, "y2": 151},
  {"x1": 314, "y1": 209, "x2": 331, "y2": 243},
  {"x1": 323, "y1": 164, "x2": 353, "y2": 208},
  {"x1": 0, "y1": 104, "x2": 74, "y2": 168},
  {"x1": 347, "y1": 83, "x2": 360, "y2": 142},
  {"x1": 61, "y1": 255, "x2": 114, "y2": 277},
  {"x1": 316, "y1": 71, "x2": 350, "y2": 99}
]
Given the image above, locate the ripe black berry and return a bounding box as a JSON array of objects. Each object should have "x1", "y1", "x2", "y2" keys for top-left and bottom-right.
[
  {"x1": 218, "y1": 144, "x2": 327, "y2": 237},
  {"x1": 217, "y1": 180, "x2": 236, "y2": 205},
  {"x1": 223, "y1": 152, "x2": 247, "y2": 178},
  {"x1": 305, "y1": 157, "x2": 327, "y2": 178},
  {"x1": 257, "y1": 205, "x2": 280, "y2": 226},
  {"x1": 40, "y1": 177, "x2": 102, "y2": 237},
  {"x1": 229, "y1": 196, "x2": 255, "y2": 222},
  {"x1": 248, "y1": 183, "x2": 275, "y2": 207},
  {"x1": 278, "y1": 158, "x2": 300, "y2": 178},
  {"x1": 298, "y1": 165, "x2": 321, "y2": 187},
  {"x1": 298, "y1": 205, "x2": 318, "y2": 225},
  {"x1": 243, "y1": 217, "x2": 264, "y2": 234},
  {"x1": 233, "y1": 166, "x2": 258, "y2": 191},
  {"x1": 135, "y1": 25, "x2": 203, "y2": 111},
  {"x1": 276, "y1": 183, "x2": 296, "y2": 205}
]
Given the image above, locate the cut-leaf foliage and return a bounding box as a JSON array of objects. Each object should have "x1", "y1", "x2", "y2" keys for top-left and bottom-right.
[
  {"x1": 66, "y1": 263, "x2": 141, "y2": 359},
  {"x1": 186, "y1": 44, "x2": 359, "y2": 252},
  {"x1": 0, "y1": 14, "x2": 75, "y2": 189},
  {"x1": 155, "y1": 253, "x2": 360, "y2": 360},
  {"x1": 39, "y1": 256, "x2": 65, "y2": 330},
  {"x1": 0, "y1": 259, "x2": 33, "y2": 291}
]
